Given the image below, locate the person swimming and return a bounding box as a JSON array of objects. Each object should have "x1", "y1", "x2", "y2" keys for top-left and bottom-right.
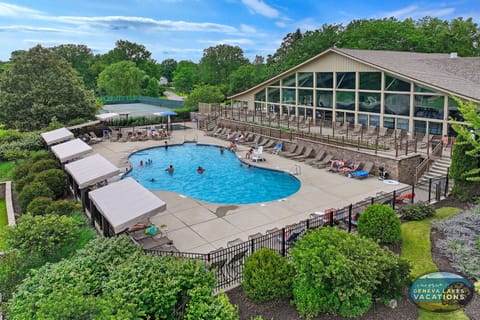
[
  {"x1": 197, "y1": 166, "x2": 205, "y2": 174},
  {"x1": 165, "y1": 165, "x2": 174, "y2": 173}
]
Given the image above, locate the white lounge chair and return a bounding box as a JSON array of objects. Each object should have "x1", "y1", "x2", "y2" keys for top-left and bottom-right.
[{"x1": 252, "y1": 146, "x2": 265, "y2": 162}]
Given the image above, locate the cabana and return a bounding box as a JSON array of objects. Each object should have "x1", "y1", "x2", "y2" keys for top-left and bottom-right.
[
  {"x1": 64, "y1": 154, "x2": 121, "y2": 209},
  {"x1": 40, "y1": 127, "x2": 74, "y2": 146},
  {"x1": 51, "y1": 138, "x2": 93, "y2": 164},
  {"x1": 88, "y1": 177, "x2": 167, "y2": 237}
]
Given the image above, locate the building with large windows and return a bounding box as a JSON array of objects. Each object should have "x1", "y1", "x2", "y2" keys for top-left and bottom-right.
[{"x1": 229, "y1": 48, "x2": 480, "y2": 136}]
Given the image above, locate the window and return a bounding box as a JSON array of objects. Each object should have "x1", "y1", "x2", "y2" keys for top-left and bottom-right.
[
  {"x1": 359, "y1": 92, "x2": 381, "y2": 113},
  {"x1": 384, "y1": 116, "x2": 395, "y2": 129},
  {"x1": 414, "y1": 84, "x2": 435, "y2": 92},
  {"x1": 282, "y1": 74, "x2": 296, "y2": 87},
  {"x1": 385, "y1": 74, "x2": 410, "y2": 92},
  {"x1": 370, "y1": 115, "x2": 380, "y2": 126},
  {"x1": 429, "y1": 122, "x2": 442, "y2": 135},
  {"x1": 414, "y1": 120, "x2": 426, "y2": 133},
  {"x1": 359, "y1": 72, "x2": 381, "y2": 90},
  {"x1": 336, "y1": 91, "x2": 355, "y2": 110},
  {"x1": 358, "y1": 114, "x2": 368, "y2": 125},
  {"x1": 282, "y1": 88, "x2": 296, "y2": 104},
  {"x1": 385, "y1": 94, "x2": 410, "y2": 116},
  {"x1": 297, "y1": 72, "x2": 313, "y2": 88},
  {"x1": 448, "y1": 97, "x2": 464, "y2": 121},
  {"x1": 316, "y1": 72, "x2": 333, "y2": 88},
  {"x1": 317, "y1": 90, "x2": 333, "y2": 108},
  {"x1": 267, "y1": 87, "x2": 280, "y2": 103},
  {"x1": 254, "y1": 90, "x2": 266, "y2": 102},
  {"x1": 414, "y1": 95, "x2": 444, "y2": 119},
  {"x1": 298, "y1": 89, "x2": 313, "y2": 106},
  {"x1": 336, "y1": 72, "x2": 355, "y2": 89},
  {"x1": 397, "y1": 118, "x2": 409, "y2": 130},
  {"x1": 270, "y1": 80, "x2": 280, "y2": 87}
]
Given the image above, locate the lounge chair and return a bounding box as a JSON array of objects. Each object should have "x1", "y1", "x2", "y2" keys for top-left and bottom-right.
[
  {"x1": 339, "y1": 161, "x2": 361, "y2": 175},
  {"x1": 348, "y1": 161, "x2": 374, "y2": 179},
  {"x1": 292, "y1": 146, "x2": 314, "y2": 161},
  {"x1": 328, "y1": 160, "x2": 349, "y2": 173},
  {"x1": 88, "y1": 132, "x2": 103, "y2": 143},
  {"x1": 213, "y1": 127, "x2": 227, "y2": 138},
  {"x1": 247, "y1": 135, "x2": 262, "y2": 147},
  {"x1": 271, "y1": 142, "x2": 283, "y2": 154},
  {"x1": 263, "y1": 139, "x2": 278, "y2": 150},
  {"x1": 395, "y1": 192, "x2": 415, "y2": 204},
  {"x1": 280, "y1": 144, "x2": 298, "y2": 157},
  {"x1": 303, "y1": 150, "x2": 326, "y2": 164},
  {"x1": 314, "y1": 154, "x2": 333, "y2": 169},
  {"x1": 205, "y1": 125, "x2": 219, "y2": 136},
  {"x1": 365, "y1": 126, "x2": 377, "y2": 137},
  {"x1": 351, "y1": 124, "x2": 363, "y2": 136},
  {"x1": 252, "y1": 146, "x2": 265, "y2": 162}
]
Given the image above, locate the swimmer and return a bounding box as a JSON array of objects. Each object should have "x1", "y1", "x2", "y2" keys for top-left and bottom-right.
[
  {"x1": 220, "y1": 146, "x2": 225, "y2": 154},
  {"x1": 197, "y1": 166, "x2": 205, "y2": 174},
  {"x1": 150, "y1": 178, "x2": 156, "y2": 182},
  {"x1": 165, "y1": 165, "x2": 174, "y2": 173}
]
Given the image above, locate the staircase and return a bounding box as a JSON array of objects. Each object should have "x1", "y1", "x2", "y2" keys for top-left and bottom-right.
[{"x1": 417, "y1": 157, "x2": 451, "y2": 185}]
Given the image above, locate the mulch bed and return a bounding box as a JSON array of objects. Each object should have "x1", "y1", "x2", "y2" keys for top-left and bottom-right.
[{"x1": 226, "y1": 198, "x2": 479, "y2": 320}]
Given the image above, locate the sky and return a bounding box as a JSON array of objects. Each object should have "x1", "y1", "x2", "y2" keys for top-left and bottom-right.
[{"x1": 0, "y1": 0, "x2": 478, "y2": 63}]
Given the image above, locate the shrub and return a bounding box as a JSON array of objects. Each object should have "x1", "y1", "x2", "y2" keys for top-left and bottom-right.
[
  {"x1": 358, "y1": 204, "x2": 401, "y2": 243},
  {"x1": 15, "y1": 173, "x2": 36, "y2": 192},
  {"x1": 399, "y1": 202, "x2": 435, "y2": 221},
  {"x1": 18, "y1": 182, "x2": 54, "y2": 212},
  {"x1": 28, "y1": 159, "x2": 59, "y2": 175},
  {"x1": 26, "y1": 197, "x2": 54, "y2": 216},
  {"x1": 33, "y1": 168, "x2": 67, "y2": 199},
  {"x1": 290, "y1": 228, "x2": 410, "y2": 319},
  {"x1": 12, "y1": 162, "x2": 30, "y2": 181},
  {"x1": 0, "y1": 132, "x2": 44, "y2": 161},
  {"x1": 242, "y1": 248, "x2": 293, "y2": 302},
  {"x1": 45, "y1": 200, "x2": 79, "y2": 216},
  {"x1": 185, "y1": 288, "x2": 239, "y2": 320},
  {"x1": 0, "y1": 130, "x2": 23, "y2": 143}
]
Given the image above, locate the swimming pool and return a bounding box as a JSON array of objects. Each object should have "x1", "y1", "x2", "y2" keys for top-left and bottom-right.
[{"x1": 125, "y1": 143, "x2": 301, "y2": 204}]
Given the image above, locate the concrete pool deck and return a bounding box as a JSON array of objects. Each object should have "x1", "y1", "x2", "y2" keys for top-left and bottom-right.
[{"x1": 92, "y1": 124, "x2": 409, "y2": 253}]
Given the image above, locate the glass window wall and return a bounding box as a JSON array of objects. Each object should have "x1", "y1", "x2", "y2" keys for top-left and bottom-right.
[
  {"x1": 396, "y1": 118, "x2": 409, "y2": 131},
  {"x1": 336, "y1": 72, "x2": 355, "y2": 89},
  {"x1": 358, "y1": 114, "x2": 368, "y2": 125},
  {"x1": 448, "y1": 97, "x2": 464, "y2": 121},
  {"x1": 316, "y1": 72, "x2": 333, "y2": 88},
  {"x1": 282, "y1": 88, "x2": 296, "y2": 104},
  {"x1": 384, "y1": 116, "x2": 395, "y2": 129},
  {"x1": 317, "y1": 90, "x2": 333, "y2": 108},
  {"x1": 370, "y1": 115, "x2": 380, "y2": 126},
  {"x1": 299, "y1": 89, "x2": 313, "y2": 106},
  {"x1": 414, "y1": 120, "x2": 426, "y2": 133},
  {"x1": 385, "y1": 74, "x2": 410, "y2": 92},
  {"x1": 271, "y1": 81, "x2": 280, "y2": 87},
  {"x1": 267, "y1": 87, "x2": 280, "y2": 103},
  {"x1": 254, "y1": 90, "x2": 266, "y2": 102},
  {"x1": 428, "y1": 122, "x2": 442, "y2": 135},
  {"x1": 359, "y1": 72, "x2": 381, "y2": 90},
  {"x1": 297, "y1": 72, "x2": 313, "y2": 88},
  {"x1": 359, "y1": 92, "x2": 381, "y2": 113},
  {"x1": 385, "y1": 94, "x2": 410, "y2": 116},
  {"x1": 336, "y1": 91, "x2": 355, "y2": 110},
  {"x1": 414, "y1": 95, "x2": 444, "y2": 119},
  {"x1": 282, "y1": 74, "x2": 296, "y2": 87}
]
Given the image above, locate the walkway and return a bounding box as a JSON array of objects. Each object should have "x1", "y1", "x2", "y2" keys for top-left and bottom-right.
[{"x1": 92, "y1": 123, "x2": 409, "y2": 253}]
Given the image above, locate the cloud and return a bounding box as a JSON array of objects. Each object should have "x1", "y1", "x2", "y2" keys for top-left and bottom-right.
[
  {"x1": 0, "y1": 25, "x2": 65, "y2": 33},
  {"x1": 242, "y1": 0, "x2": 279, "y2": 18},
  {"x1": 240, "y1": 24, "x2": 256, "y2": 34},
  {"x1": 382, "y1": 4, "x2": 456, "y2": 20},
  {"x1": 0, "y1": 2, "x2": 43, "y2": 17},
  {"x1": 200, "y1": 38, "x2": 255, "y2": 46}
]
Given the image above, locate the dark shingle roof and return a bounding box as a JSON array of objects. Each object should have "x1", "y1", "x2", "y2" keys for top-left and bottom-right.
[{"x1": 334, "y1": 48, "x2": 480, "y2": 101}]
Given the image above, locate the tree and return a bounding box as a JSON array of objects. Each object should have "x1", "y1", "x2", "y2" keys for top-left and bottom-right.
[
  {"x1": 50, "y1": 44, "x2": 96, "y2": 89},
  {"x1": 185, "y1": 85, "x2": 224, "y2": 108},
  {"x1": 0, "y1": 45, "x2": 97, "y2": 130},
  {"x1": 198, "y1": 44, "x2": 249, "y2": 86},
  {"x1": 159, "y1": 58, "x2": 177, "y2": 82},
  {"x1": 267, "y1": 28, "x2": 303, "y2": 64},
  {"x1": 172, "y1": 60, "x2": 199, "y2": 93},
  {"x1": 97, "y1": 61, "x2": 145, "y2": 96},
  {"x1": 228, "y1": 64, "x2": 261, "y2": 96}
]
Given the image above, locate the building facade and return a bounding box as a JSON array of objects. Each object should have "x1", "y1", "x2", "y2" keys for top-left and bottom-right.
[{"x1": 229, "y1": 48, "x2": 480, "y2": 136}]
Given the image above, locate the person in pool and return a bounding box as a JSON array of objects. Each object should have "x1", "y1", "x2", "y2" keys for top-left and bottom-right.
[
  {"x1": 165, "y1": 165, "x2": 174, "y2": 173},
  {"x1": 197, "y1": 166, "x2": 205, "y2": 174}
]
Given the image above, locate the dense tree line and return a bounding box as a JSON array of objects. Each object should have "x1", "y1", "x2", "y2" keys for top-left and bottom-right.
[{"x1": 0, "y1": 16, "x2": 478, "y2": 129}]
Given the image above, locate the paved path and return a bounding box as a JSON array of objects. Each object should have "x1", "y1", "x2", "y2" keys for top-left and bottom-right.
[
  {"x1": 164, "y1": 91, "x2": 184, "y2": 101},
  {"x1": 92, "y1": 124, "x2": 408, "y2": 253}
]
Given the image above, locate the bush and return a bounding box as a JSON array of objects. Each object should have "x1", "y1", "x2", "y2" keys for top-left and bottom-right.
[
  {"x1": 185, "y1": 288, "x2": 239, "y2": 320},
  {"x1": 358, "y1": 204, "x2": 401, "y2": 244},
  {"x1": 0, "y1": 130, "x2": 23, "y2": 143},
  {"x1": 45, "y1": 200, "x2": 79, "y2": 216},
  {"x1": 18, "y1": 182, "x2": 54, "y2": 212},
  {"x1": 290, "y1": 228, "x2": 411, "y2": 319},
  {"x1": 26, "y1": 197, "x2": 54, "y2": 216},
  {"x1": 399, "y1": 202, "x2": 435, "y2": 221},
  {"x1": 33, "y1": 168, "x2": 67, "y2": 199},
  {"x1": 14, "y1": 173, "x2": 36, "y2": 192},
  {"x1": 28, "y1": 159, "x2": 59, "y2": 175},
  {"x1": 242, "y1": 248, "x2": 293, "y2": 302},
  {"x1": 12, "y1": 162, "x2": 30, "y2": 181},
  {"x1": 0, "y1": 132, "x2": 44, "y2": 161}
]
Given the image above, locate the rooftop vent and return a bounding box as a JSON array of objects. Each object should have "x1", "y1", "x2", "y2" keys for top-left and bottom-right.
[{"x1": 450, "y1": 52, "x2": 458, "y2": 59}]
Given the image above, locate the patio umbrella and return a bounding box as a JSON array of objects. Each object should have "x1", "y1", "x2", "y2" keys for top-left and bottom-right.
[{"x1": 154, "y1": 111, "x2": 177, "y2": 131}]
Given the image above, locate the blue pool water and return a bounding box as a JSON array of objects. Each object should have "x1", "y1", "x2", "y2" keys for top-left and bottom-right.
[{"x1": 125, "y1": 143, "x2": 301, "y2": 204}]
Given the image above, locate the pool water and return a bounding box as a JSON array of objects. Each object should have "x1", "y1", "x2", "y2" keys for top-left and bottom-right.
[{"x1": 125, "y1": 143, "x2": 301, "y2": 204}]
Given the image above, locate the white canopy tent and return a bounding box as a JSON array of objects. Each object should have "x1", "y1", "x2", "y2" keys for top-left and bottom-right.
[
  {"x1": 40, "y1": 127, "x2": 74, "y2": 146},
  {"x1": 95, "y1": 113, "x2": 120, "y2": 121},
  {"x1": 88, "y1": 177, "x2": 166, "y2": 235},
  {"x1": 51, "y1": 138, "x2": 93, "y2": 163},
  {"x1": 64, "y1": 154, "x2": 121, "y2": 189}
]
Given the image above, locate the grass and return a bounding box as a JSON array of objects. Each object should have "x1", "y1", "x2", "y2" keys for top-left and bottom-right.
[
  {"x1": 0, "y1": 199, "x2": 7, "y2": 226},
  {"x1": 401, "y1": 206, "x2": 467, "y2": 320},
  {"x1": 0, "y1": 161, "x2": 15, "y2": 181}
]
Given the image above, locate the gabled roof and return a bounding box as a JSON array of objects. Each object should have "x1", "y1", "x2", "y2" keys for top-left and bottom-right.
[
  {"x1": 88, "y1": 177, "x2": 166, "y2": 234},
  {"x1": 51, "y1": 138, "x2": 92, "y2": 163},
  {"x1": 64, "y1": 154, "x2": 121, "y2": 189},
  {"x1": 41, "y1": 127, "x2": 74, "y2": 146},
  {"x1": 229, "y1": 48, "x2": 480, "y2": 101}
]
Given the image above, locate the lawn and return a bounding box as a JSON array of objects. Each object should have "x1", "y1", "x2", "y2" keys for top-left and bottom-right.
[
  {"x1": 0, "y1": 160, "x2": 15, "y2": 181},
  {"x1": 401, "y1": 206, "x2": 466, "y2": 320},
  {"x1": 0, "y1": 199, "x2": 7, "y2": 226}
]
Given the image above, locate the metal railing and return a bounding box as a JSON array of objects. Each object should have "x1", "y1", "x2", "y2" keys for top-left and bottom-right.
[{"x1": 145, "y1": 175, "x2": 450, "y2": 291}]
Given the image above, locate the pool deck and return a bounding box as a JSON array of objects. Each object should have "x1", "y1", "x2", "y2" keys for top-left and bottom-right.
[{"x1": 92, "y1": 124, "x2": 409, "y2": 253}]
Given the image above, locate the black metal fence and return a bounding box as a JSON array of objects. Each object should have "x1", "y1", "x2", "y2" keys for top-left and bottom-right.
[{"x1": 145, "y1": 175, "x2": 450, "y2": 291}]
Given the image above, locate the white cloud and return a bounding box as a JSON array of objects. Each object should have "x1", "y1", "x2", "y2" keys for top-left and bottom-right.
[
  {"x1": 0, "y1": 25, "x2": 65, "y2": 33},
  {"x1": 382, "y1": 4, "x2": 456, "y2": 20},
  {"x1": 240, "y1": 24, "x2": 256, "y2": 34},
  {"x1": 242, "y1": 0, "x2": 279, "y2": 19},
  {"x1": 0, "y1": 2, "x2": 43, "y2": 17},
  {"x1": 200, "y1": 38, "x2": 255, "y2": 46},
  {"x1": 383, "y1": 5, "x2": 418, "y2": 18}
]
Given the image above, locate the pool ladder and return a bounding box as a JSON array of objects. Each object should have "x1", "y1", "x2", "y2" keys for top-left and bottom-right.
[{"x1": 289, "y1": 164, "x2": 301, "y2": 176}]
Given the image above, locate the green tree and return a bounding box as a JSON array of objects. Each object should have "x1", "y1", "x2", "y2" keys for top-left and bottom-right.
[
  {"x1": 229, "y1": 64, "x2": 263, "y2": 96},
  {"x1": 159, "y1": 58, "x2": 177, "y2": 82},
  {"x1": 185, "y1": 85, "x2": 224, "y2": 108},
  {"x1": 172, "y1": 60, "x2": 199, "y2": 93},
  {"x1": 18, "y1": 181, "x2": 54, "y2": 212},
  {"x1": 97, "y1": 61, "x2": 145, "y2": 96},
  {"x1": 141, "y1": 75, "x2": 161, "y2": 97},
  {"x1": 0, "y1": 45, "x2": 97, "y2": 131},
  {"x1": 199, "y1": 44, "x2": 249, "y2": 86},
  {"x1": 358, "y1": 204, "x2": 402, "y2": 244},
  {"x1": 50, "y1": 44, "x2": 96, "y2": 89}
]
